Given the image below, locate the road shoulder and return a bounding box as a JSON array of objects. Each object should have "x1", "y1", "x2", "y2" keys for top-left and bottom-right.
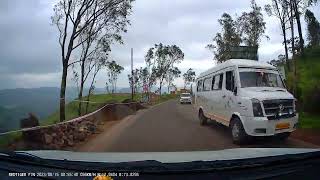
[{"x1": 75, "y1": 108, "x2": 149, "y2": 152}]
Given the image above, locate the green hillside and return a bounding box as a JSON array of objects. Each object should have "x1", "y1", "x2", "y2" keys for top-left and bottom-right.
[
  {"x1": 42, "y1": 93, "x2": 141, "y2": 125},
  {"x1": 286, "y1": 47, "x2": 320, "y2": 129}
]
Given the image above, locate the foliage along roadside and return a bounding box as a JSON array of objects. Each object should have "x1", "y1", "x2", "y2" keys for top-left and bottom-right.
[{"x1": 285, "y1": 47, "x2": 320, "y2": 129}]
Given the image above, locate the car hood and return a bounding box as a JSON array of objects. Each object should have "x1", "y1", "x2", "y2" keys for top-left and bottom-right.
[
  {"x1": 180, "y1": 97, "x2": 191, "y2": 99},
  {"x1": 22, "y1": 148, "x2": 319, "y2": 163},
  {"x1": 240, "y1": 87, "x2": 294, "y2": 100}
]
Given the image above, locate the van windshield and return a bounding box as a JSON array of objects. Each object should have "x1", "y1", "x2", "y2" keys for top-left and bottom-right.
[
  {"x1": 239, "y1": 71, "x2": 285, "y2": 88},
  {"x1": 181, "y1": 93, "x2": 191, "y2": 97}
]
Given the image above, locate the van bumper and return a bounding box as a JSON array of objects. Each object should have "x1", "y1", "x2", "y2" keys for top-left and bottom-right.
[
  {"x1": 241, "y1": 114, "x2": 299, "y2": 136},
  {"x1": 180, "y1": 98, "x2": 192, "y2": 103}
]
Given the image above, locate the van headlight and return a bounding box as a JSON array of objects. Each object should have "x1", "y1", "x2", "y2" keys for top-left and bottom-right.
[{"x1": 251, "y1": 98, "x2": 264, "y2": 117}]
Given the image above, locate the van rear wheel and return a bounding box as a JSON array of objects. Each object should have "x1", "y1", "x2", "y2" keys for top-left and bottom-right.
[
  {"x1": 199, "y1": 110, "x2": 207, "y2": 126},
  {"x1": 230, "y1": 117, "x2": 248, "y2": 145}
]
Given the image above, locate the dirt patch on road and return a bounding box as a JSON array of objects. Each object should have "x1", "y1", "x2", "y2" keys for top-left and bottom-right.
[
  {"x1": 291, "y1": 129, "x2": 320, "y2": 146},
  {"x1": 69, "y1": 120, "x2": 120, "y2": 151}
]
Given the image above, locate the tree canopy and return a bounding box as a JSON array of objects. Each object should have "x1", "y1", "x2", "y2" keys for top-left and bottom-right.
[
  {"x1": 106, "y1": 60, "x2": 124, "y2": 93},
  {"x1": 145, "y1": 43, "x2": 184, "y2": 95},
  {"x1": 183, "y1": 68, "x2": 196, "y2": 89},
  {"x1": 207, "y1": 13, "x2": 241, "y2": 63},
  {"x1": 238, "y1": 0, "x2": 267, "y2": 47},
  {"x1": 207, "y1": 1, "x2": 266, "y2": 63},
  {"x1": 305, "y1": 9, "x2": 320, "y2": 47},
  {"x1": 51, "y1": 0, "x2": 133, "y2": 121}
]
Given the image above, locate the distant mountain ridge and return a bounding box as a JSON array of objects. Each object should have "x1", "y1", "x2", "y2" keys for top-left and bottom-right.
[{"x1": 0, "y1": 86, "x2": 172, "y2": 133}]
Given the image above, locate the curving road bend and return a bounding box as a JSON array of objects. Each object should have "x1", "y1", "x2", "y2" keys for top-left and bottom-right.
[{"x1": 77, "y1": 99, "x2": 318, "y2": 152}]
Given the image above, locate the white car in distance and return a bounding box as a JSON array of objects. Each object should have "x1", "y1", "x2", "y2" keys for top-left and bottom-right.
[{"x1": 180, "y1": 93, "x2": 192, "y2": 104}]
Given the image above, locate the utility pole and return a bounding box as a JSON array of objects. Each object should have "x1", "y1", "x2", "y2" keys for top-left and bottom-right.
[{"x1": 131, "y1": 48, "x2": 134, "y2": 101}]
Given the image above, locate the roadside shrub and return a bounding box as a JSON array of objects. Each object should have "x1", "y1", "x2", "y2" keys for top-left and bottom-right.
[
  {"x1": 296, "y1": 47, "x2": 320, "y2": 114},
  {"x1": 284, "y1": 47, "x2": 320, "y2": 114},
  {"x1": 285, "y1": 71, "x2": 295, "y2": 94},
  {"x1": 122, "y1": 98, "x2": 137, "y2": 103},
  {"x1": 303, "y1": 86, "x2": 320, "y2": 114},
  {"x1": 304, "y1": 46, "x2": 320, "y2": 57}
]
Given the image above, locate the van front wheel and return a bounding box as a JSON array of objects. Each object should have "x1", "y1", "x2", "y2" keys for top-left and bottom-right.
[
  {"x1": 230, "y1": 118, "x2": 248, "y2": 145},
  {"x1": 277, "y1": 132, "x2": 291, "y2": 141},
  {"x1": 199, "y1": 110, "x2": 207, "y2": 126}
]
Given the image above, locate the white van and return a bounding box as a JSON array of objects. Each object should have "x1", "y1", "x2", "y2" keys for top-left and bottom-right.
[{"x1": 195, "y1": 59, "x2": 298, "y2": 144}]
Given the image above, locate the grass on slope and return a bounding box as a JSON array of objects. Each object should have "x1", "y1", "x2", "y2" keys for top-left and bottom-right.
[
  {"x1": 0, "y1": 132, "x2": 21, "y2": 148},
  {"x1": 296, "y1": 53, "x2": 320, "y2": 129},
  {"x1": 42, "y1": 93, "x2": 178, "y2": 125},
  {"x1": 286, "y1": 47, "x2": 320, "y2": 129},
  {"x1": 299, "y1": 112, "x2": 320, "y2": 129}
]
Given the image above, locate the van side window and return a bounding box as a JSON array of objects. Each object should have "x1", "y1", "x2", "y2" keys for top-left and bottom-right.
[
  {"x1": 203, "y1": 78, "x2": 211, "y2": 91},
  {"x1": 218, "y1": 74, "x2": 223, "y2": 89},
  {"x1": 211, "y1": 76, "x2": 215, "y2": 90},
  {"x1": 212, "y1": 74, "x2": 223, "y2": 90},
  {"x1": 197, "y1": 80, "x2": 203, "y2": 92},
  {"x1": 226, "y1": 71, "x2": 235, "y2": 91}
]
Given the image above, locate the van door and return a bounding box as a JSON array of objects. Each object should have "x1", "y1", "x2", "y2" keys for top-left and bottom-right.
[
  {"x1": 195, "y1": 79, "x2": 203, "y2": 109},
  {"x1": 208, "y1": 73, "x2": 224, "y2": 123},
  {"x1": 221, "y1": 68, "x2": 238, "y2": 124},
  {"x1": 202, "y1": 77, "x2": 212, "y2": 115}
]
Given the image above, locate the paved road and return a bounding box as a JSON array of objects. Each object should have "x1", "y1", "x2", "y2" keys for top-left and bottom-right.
[{"x1": 77, "y1": 99, "x2": 318, "y2": 152}]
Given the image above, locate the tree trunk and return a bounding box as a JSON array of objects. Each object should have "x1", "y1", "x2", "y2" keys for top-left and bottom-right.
[
  {"x1": 59, "y1": 21, "x2": 77, "y2": 122},
  {"x1": 78, "y1": 61, "x2": 85, "y2": 116},
  {"x1": 111, "y1": 81, "x2": 114, "y2": 94},
  {"x1": 290, "y1": 1, "x2": 295, "y2": 57},
  {"x1": 290, "y1": 0, "x2": 297, "y2": 97},
  {"x1": 59, "y1": 65, "x2": 68, "y2": 122},
  {"x1": 147, "y1": 82, "x2": 151, "y2": 102},
  {"x1": 85, "y1": 91, "x2": 91, "y2": 114},
  {"x1": 282, "y1": 25, "x2": 290, "y2": 71},
  {"x1": 293, "y1": 0, "x2": 304, "y2": 55},
  {"x1": 78, "y1": 36, "x2": 92, "y2": 116},
  {"x1": 85, "y1": 71, "x2": 98, "y2": 114},
  {"x1": 159, "y1": 81, "x2": 162, "y2": 96},
  {"x1": 293, "y1": 58, "x2": 297, "y2": 96},
  {"x1": 78, "y1": 82, "x2": 84, "y2": 116}
]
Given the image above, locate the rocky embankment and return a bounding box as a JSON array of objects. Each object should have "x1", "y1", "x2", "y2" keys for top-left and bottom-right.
[{"x1": 8, "y1": 102, "x2": 145, "y2": 150}]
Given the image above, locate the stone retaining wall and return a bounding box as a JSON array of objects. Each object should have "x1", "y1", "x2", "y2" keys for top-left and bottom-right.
[{"x1": 8, "y1": 102, "x2": 145, "y2": 150}]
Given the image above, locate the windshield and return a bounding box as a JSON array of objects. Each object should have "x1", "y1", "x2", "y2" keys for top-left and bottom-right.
[
  {"x1": 239, "y1": 71, "x2": 285, "y2": 88},
  {"x1": 1, "y1": 0, "x2": 320, "y2": 177},
  {"x1": 181, "y1": 93, "x2": 191, "y2": 97}
]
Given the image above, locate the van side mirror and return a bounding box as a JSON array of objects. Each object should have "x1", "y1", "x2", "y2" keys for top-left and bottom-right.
[{"x1": 233, "y1": 87, "x2": 238, "y2": 96}]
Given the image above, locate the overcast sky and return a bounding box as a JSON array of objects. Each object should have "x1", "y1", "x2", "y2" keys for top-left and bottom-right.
[{"x1": 0, "y1": 0, "x2": 319, "y2": 90}]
